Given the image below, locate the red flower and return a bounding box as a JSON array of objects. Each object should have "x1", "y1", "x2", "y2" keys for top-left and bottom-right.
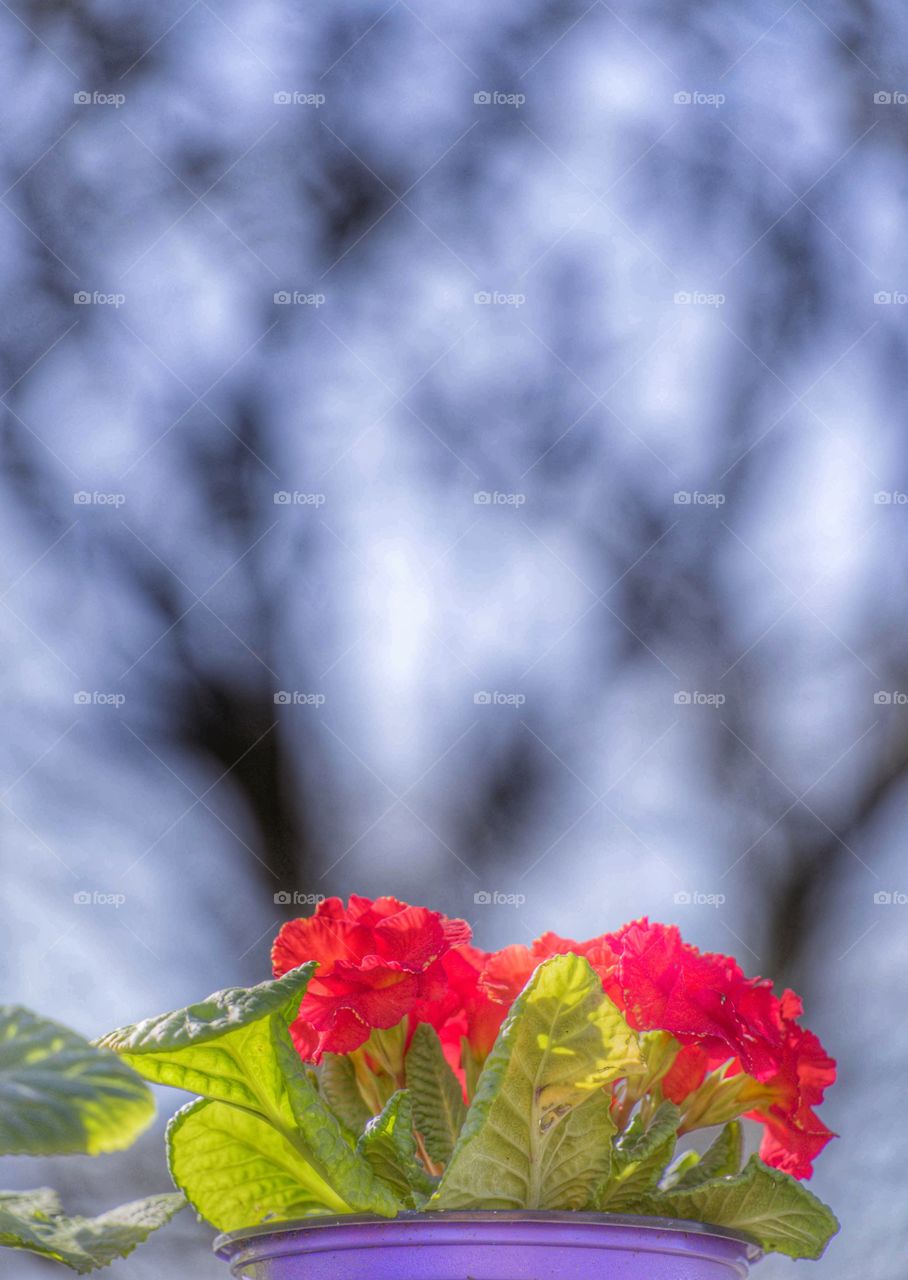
[
  {"x1": 744, "y1": 991, "x2": 837, "y2": 1179},
  {"x1": 271, "y1": 895, "x2": 471, "y2": 1060},
  {"x1": 661, "y1": 1044, "x2": 709, "y2": 1104},
  {"x1": 273, "y1": 899, "x2": 835, "y2": 1179},
  {"x1": 481, "y1": 921, "x2": 781, "y2": 1077},
  {"x1": 415, "y1": 944, "x2": 509, "y2": 1081},
  {"x1": 480, "y1": 932, "x2": 582, "y2": 1005},
  {"x1": 478, "y1": 918, "x2": 835, "y2": 1177},
  {"x1": 604, "y1": 920, "x2": 782, "y2": 1079}
]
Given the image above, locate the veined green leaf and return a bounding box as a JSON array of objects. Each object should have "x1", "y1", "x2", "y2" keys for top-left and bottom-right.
[
  {"x1": 0, "y1": 1188, "x2": 63, "y2": 1215},
  {"x1": 0, "y1": 1188, "x2": 183, "y2": 1274},
  {"x1": 167, "y1": 1098, "x2": 352, "y2": 1231},
  {"x1": 667, "y1": 1121, "x2": 743, "y2": 1190},
  {"x1": 598, "y1": 1101, "x2": 679, "y2": 1210},
  {"x1": 0, "y1": 1006, "x2": 155, "y2": 1156},
  {"x1": 319, "y1": 1053, "x2": 372, "y2": 1136},
  {"x1": 356, "y1": 1091, "x2": 435, "y2": 1207},
  {"x1": 658, "y1": 1149, "x2": 700, "y2": 1189},
  {"x1": 405, "y1": 1023, "x2": 466, "y2": 1166},
  {"x1": 433, "y1": 953, "x2": 642, "y2": 1210},
  {"x1": 272, "y1": 1030, "x2": 400, "y2": 1217},
  {"x1": 641, "y1": 1155, "x2": 839, "y2": 1260},
  {"x1": 168, "y1": 1063, "x2": 399, "y2": 1234},
  {"x1": 96, "y1": 964, "x2": 316, "y2": 1123}
]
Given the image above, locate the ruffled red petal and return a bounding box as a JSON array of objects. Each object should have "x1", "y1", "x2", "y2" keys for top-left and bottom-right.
[
  {"x1": 662, "y1": 1044, "x2": 709, "y2": 1103},
  {"x1": 755, "y1": 1106, "x2": 836, "y2": 1179},
  {"x1": 288, "y1": 1014, "x2": 320, "y2": 1060},
  {"x1": 272, "y1": 895, "x2": 472, "y2": 1061},
  {"x1": 272, "y1": 914, "x2": 368, "y2": 976}
]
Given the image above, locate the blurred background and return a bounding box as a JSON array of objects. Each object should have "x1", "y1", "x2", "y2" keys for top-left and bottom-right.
[{"x1": 1, "y1": 0, "x2": 906, "y2": 1274}]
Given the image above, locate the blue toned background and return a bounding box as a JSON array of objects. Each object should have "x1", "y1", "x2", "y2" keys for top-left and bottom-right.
[{"x1": 1, "y1": 0, "x2": 906, "y2": 1274}]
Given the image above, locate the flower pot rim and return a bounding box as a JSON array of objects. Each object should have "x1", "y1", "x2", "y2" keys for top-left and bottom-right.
[{"x1": 214, "y1": 1209, "x2": 762, "y2": 1261}]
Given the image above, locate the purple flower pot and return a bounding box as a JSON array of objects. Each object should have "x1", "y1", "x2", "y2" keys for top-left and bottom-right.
[{"x1": 215, "y1": 1212, "x2": 761, "y2": 1280}]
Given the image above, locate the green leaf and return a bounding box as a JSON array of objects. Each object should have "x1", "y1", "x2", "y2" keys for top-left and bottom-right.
[
  {"x1": 598, "y1": 1101, "x2": 679, "y2": 1210},
  {"x1": 0, "y1": 1188, "x2": 184, "y2": 1274},
  {"x1": 0, "y1": 1188, "x2": 63, "y2": 1215},
  {"x1": 168, "y1": 1076, "x2": 399, "y2": 1233},
  {"x1": 168, "y1": 1098, "x2": 353, "y2": 1231},
  {"x1": 319, "y1": 1054, "x2": 372, "y2": 1136},
  {"x1": 106, "y1": 967, "x2": 398, "y2": 1227},
  {"x1": 658, "y1": 1149, "x2": 700, "y2": 1189},
  {"x1": 0, "y1": 1006, "x2": 155, "y2": 1156},
  {"x1": 432, "y1": 953, "x2": 642, "y2": 1210},
  {"x1": 272, "y1": 1029, "x2": 400, "y2": 1217},
  {"x1": 405, "y1": 1023, "x2": 467, "y2": 1167},
  {"x1": 356, "y1": 1091, "x2": 435, "y2": 1207},
  {"x1": 96, "y1": 964, "x2": 316, "y2": 1124},
  {"x1": 668, "y1": 1121, "x2": 743, "y2": 1190},
  {"x1": 641, "y1": 1155, "x2": 839, "y2": 1260}
]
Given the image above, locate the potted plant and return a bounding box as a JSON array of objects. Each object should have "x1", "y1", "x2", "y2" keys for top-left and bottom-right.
[{"x1": 94, "y1": 896, "x2": 838, "y2": 1278}]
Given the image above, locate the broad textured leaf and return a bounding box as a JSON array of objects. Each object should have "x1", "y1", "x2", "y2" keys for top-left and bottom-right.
[
  {"x1": 433, "y1": 953, "x2": 642, "y2": 1210},
  {"x1": 0, "y1": 1006, "x2": 155, "y2": 1156},
  {"x1": 541, "y1": 1090, "x2": 616, "y2": 1210},
  {"x1": 641, "y1": 1155, "x2": 839, "y2": 1260},
  {"x1": 668, "y1": 1121, "x2": 743, "y2": 1190},
  {"x1": 273, "y1": 1029, "x2": 400, "y2": 1217},
  {"x1": 405, "y1": 1023, "x2": 466, "y2": 1166},
  {"x1": 319, "y1": 1053, "x2": 372, "y2": 1135},
  {"x1": 0, "y1": 1188, "x2": 62, "y2": 1215},
  {"x1": 0, "y1": 1188, "x2": 183, "y2": 1274},
  {"x1": 356, "y1": 1091, "x2": 435, "y2": 1206},
  {"x1": 168, "y1": 1099, "x2": 349, "y2": 1230},
  {"x1": 599, "y1": 1101, "x2": 679, "y2": 1209},
  {"x1": 168, "y1": 1093, "x2": 398, "y2": 1231},
  {"x1": 96, "y1": 964, "x2": 316, "y2": 1122}
]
